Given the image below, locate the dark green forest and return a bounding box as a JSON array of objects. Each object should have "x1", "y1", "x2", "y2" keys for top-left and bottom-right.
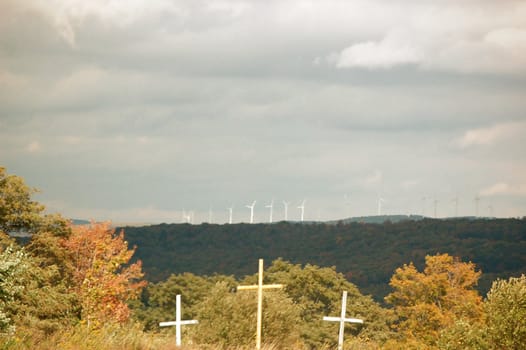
[{"x1": 122, "y1": 218, "x2": 526, "y2": 301}]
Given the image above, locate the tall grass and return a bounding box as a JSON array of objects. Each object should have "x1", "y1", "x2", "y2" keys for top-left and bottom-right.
[
  {"x1": 1, "y1": 323, "x2": 379, "y2": 350},
  {"x1": 0, "y1": 324, "x2": 311, "y2": 350}
]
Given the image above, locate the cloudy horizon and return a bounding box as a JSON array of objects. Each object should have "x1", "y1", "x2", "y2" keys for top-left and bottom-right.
[{"x1": 1, "y1": 0, "x2": 525, "y2": 224}]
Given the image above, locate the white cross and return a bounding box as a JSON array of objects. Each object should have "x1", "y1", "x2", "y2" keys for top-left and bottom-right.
[
  {"x1": 323, "y1": 291, "x2": 364, "y2": 350},
  {"x1": 159, "y1": 294, "x2": 199, "y2": 347},
  {"x1": 237, "y1": 259, "x2": 284, "y2": 350}
]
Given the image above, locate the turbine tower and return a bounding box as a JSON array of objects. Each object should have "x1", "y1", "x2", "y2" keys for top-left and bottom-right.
[
  {"x1": 246, "y1": 200, "x2": 256, "y2": 224},
  {"x1": 182, "y1": 209, "x2": 191, "y2": 224},
  {"x1": 452, "y1": 196, "x2": 459, "y2": 217},
  {"x1": 298, "y1": 200, "x2": 306, "y2": 222},
  {"x1": 283, "y1": 201, "x2": 290, "y2": 221},
  {"x1": 208, "y1": 206, "x2": 213, "y2": 223},
  {"x1": 265, "y1": 199, "x2": 274, "y2": 223},
  {"x1": 421, "y1": 196, "x2": 427, "y2": 216},
  {"x1": 227, "y1": 206, "x2": 233, "y2": 224},
  {"x1": 433, "y1": 199, "x2": 438, "y2": 218},
  {"x1": 344, "y1": 194, "x2": 351, "y2": 218},
  {"x1": 377, "y1": 197, "x2": 386, "y2": 216},
  {"x1": 474, "y1": 195, "x2": 480, "y2": 217}
]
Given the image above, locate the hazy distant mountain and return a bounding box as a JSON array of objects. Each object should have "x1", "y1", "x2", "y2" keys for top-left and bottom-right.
[
  {"x1": 326, "y1": 214, "x2": 425, "y2": 224},
  {"x1": 70, "y1": 219, "x2": 90, "y2": 225}
]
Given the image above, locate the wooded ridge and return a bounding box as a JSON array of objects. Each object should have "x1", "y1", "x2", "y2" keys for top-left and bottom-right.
[{"x1": 122, "y1": 218, "x2": 526, "y2": 301}]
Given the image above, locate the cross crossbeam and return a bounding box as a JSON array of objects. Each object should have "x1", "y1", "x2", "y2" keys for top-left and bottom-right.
[
  {"x1": 323, "y1": 291, "x2": 363, "y2": 350},
  {"x1": 159, "y1": 294, "x2": 198, "y2": 347}
]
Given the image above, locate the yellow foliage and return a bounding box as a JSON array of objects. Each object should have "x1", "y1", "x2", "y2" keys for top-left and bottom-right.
[{"x1": 385, "y1": 254, "x2": 483, "y2": 346}]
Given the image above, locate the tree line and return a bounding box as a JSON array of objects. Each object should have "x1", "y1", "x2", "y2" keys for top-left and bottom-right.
[
  {"x1": 1, "y1": 166, "x2": 525, "y2": 349},
  {"x1": 122, "y1": 217, "x2": 525, "y2": 301}
]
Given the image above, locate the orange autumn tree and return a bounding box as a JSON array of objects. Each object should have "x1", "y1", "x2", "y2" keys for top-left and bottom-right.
[
  {"x1": 63, "y1": 222, "x2": 146, "y2": 326},
  {"x1": 385, "y1": 253, "x2": 483, "y2": 347}
]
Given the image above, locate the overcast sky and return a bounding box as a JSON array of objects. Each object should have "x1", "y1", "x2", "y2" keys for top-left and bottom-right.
[{"x1": 1, "y1": 0, "x2": 525, "y2": 224}]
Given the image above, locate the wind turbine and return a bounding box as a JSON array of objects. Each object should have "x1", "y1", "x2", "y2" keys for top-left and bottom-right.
[
  {"x1": 421, "y1": 196, "x2": 427, "y2": 217},
  {"x1": 377, "y1": 197, "x2": 386, "y2": 216},
  {"x1": 474, "y1": 195, "x2": 480, "y2": 217},
  {"x1": 246, "y1": 201, "x2": 256, "y2": 224},
  {"x1": 227, "y1": 206, "x2": 233, "y2": 224},
  {"x1": 344, "y1": 194, "x2": 351, "y2": 218},
  {"x1": 452, "y1": 196, "x2": 459, "y2": 217},
  {"x1": 265, "y1": 199, "x2": 274, "y2": 223},
  {"x1": 298, "y1": 200, "x2": 306, "y2": 222},
  {"x1": 208, "y1": 206, "x2": 213, "y2": 223},
  {"x1": 182, "y1": 209, "x2": 191, "y2": 224},
  {"x1": 283, "y1": 201, "x2": 290, "y2": 221},
  {"x1": 433, "y1": 199, "x2": 439, "y2": 218}
]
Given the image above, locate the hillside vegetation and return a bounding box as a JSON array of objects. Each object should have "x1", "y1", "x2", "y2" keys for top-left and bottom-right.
[{"x1": 122, "y1": 218, "x2": 526, "y2": 301}]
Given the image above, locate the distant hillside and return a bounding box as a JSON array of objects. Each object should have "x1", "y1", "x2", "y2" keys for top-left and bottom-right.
[
  {"x1": 71, "y1": 219, "x2": 91, "y2": 225},
  {"x1": 122, "y1": 217, "x2": 526, "y2": 302},
  {"x1": 327, "y1": 214, "x2": 425, "y2": 224}
]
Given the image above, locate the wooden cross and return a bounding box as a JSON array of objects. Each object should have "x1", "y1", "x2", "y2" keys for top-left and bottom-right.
[
  {"x1": 159, "y1": 294, "x2": 198, "y2": 347},
  {"x1": 323, "y1": 291, "x2": 364, "y2": 350},
  {"x1": 237, "y1": 258, "x2": 284, "y2": 350}
]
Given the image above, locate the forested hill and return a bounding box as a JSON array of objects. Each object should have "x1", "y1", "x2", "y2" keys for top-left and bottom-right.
[{"x1": 122, "y1": 218, "x2": 526, "y2": 301}]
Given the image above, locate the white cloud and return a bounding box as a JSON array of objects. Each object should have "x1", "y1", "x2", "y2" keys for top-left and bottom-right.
[
  {"x1": 335, "y1": 36, "x2": 422, "y2": 69},
  {"x1": 456, "y1": 122, "x2": 526, "y2": 148},
  {"x1": 401, "y1": 179, "x2": 419, "y2": 189},
  {"x1": 480, "y1": 183, "x2": 526, "y2": 197},
  {"x1": 325, "y1": 2, "x2": 526, "y2": 73},
  {"x1": 51, "y1": 67, "x2": 105, "y2": 97},
  {"x1": 484, "y1": 27, "x2": 526, "y2": 48},
  {"x1": 365, "y1": 170, "x2": 383, "y2": 187},
  {"x1": 14, "y1": 0, "x2": 184, "y2": 46},
  {"x1": 26, "y1": 141, "x2": 41, "y2": 153},
  {"x1": 137, "y1": 136, "x2": 150, "y2": 145},
  {"x1": 64, "y1": 136, "x2": 82, "y2": 145},
  {"x1": 205, "y1": 1, "x2": 251, "y2": 18}
]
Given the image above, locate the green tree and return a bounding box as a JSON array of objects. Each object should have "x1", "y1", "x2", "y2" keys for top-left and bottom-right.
[
  {"x1": 5, "y1": 252, "x2": 79, "y2": 337},
  {"x1": 0, "y1": 245, "x2": 28, "y2": 333},
  {"x1": 437, "y1": 318, "x2": 488, "y2": 350},
  {"x1": 194, "y1": 281, "x2": 302, "y2": 348},
  {"x1": 133, "y1": 272, "x2": 236, "y2": 331},
  {"x1": 0, "y1": 235, "x2": 78, "y2": 339},
  {"x1": 264, "y1": 259, "x2": 395, "y2": 349},
  {"x1": 0, "y1": 168, "x2": 79, "y2": 338},
  {"x1": 11, "y1": 230, "x2": 80, "y2": 336},
  {"x1": 0, "y1": 167, "x2": 44, "y2": 234},
  {"x1": 485, "y1": 275, "x2": 526, "y2": 350}
]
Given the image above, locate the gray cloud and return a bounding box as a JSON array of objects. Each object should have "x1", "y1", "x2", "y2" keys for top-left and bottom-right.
[{"x1": 1, "y1": 0, "x2": 525, "y2": 222}]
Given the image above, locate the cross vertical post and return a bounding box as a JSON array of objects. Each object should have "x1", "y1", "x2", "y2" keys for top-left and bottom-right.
[
  {"x1": 237, "y1": 258, "x2": 284, "y2": 350},
  {"x1": 159, "y1": 294, "x2": 199, "y2": 347},
  {"x1": 323, "y1": 291, "x2": 364, "y2": 350},
  {"x1": 256, "y1": 258, "x2": 263, "y2": 348}
]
